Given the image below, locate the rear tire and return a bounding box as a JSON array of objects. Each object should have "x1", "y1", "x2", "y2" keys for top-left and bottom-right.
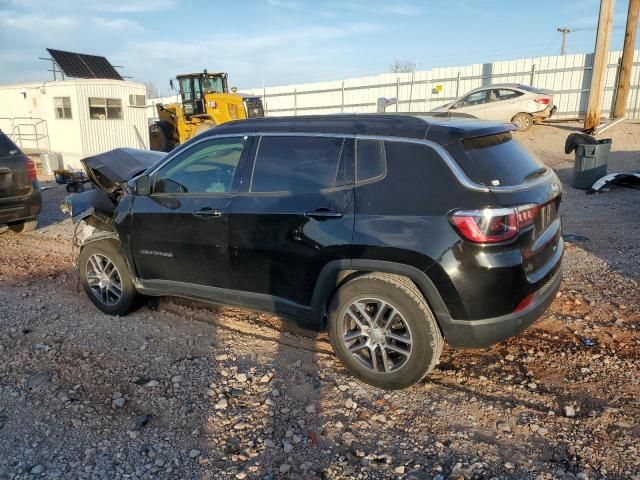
[
  {"x1": 78, "y1": 239, "x2": 140, "y2": 316},
  {"x1": 328, "y1": 273, "x2": 443, "y2": 390},
  {"x1": 512, "y1": 112, "x2": 533, "y2": 131},
  {"x1": 8, "y1": 219, "x2": 37, "y2": 233}
]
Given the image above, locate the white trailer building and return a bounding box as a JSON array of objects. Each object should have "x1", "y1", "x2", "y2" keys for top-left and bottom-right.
[{"x1": 0, "y1": 79, "x2": 149, "y2": 170}]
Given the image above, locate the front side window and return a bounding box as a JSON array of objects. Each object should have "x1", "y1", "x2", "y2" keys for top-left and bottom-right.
[
  {"x1": 456, "y1": 90, "x2": 488, "y2": 108},
  {"x1": 54, "y1": 97, "x2": 72, "y2": 119},
  {"x1": 251, "y1": 136, "x2": 345, "y2": 194},
  {"x1": 180, "y1": 78, "x2": 193, "y2": 101},
  {"x1": 154, "y1": 136, "x2": 247, "y2": 194},
  {"x1": 89, "y1": 97, "x2": 122, "y2": 119},
  {"x1": 193, "y1": 77, "x2": 202, "y2": 99},
  {"x1": 202, "y1": 76, "x2": 224, "y2": 94}
]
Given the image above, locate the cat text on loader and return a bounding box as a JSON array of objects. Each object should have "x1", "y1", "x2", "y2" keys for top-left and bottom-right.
[{"x1": 149, "y1": 71, "x2": 265, "y2": 152}]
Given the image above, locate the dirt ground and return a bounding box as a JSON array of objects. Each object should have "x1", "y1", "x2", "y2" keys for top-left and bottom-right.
[{"x1": 0, "y1": 122, "x2": 638, "y2": 480}]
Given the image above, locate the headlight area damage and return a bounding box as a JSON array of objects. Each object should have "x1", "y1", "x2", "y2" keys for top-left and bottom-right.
[{"x1": 60, "y1": 148, "x2": 165, "y2": 246}]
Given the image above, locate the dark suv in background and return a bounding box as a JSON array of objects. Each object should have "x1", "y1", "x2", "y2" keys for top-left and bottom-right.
[
  {"x1": 63, "y1": 114, "x2": 563, "y2": 389},
  {"x1": 0, "y1": 131, "x2": 41, "y2": 233}
]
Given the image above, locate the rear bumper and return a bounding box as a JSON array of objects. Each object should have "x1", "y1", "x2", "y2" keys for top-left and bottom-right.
[
  {"x1": 441, "y1": 266, "x2": 562, "y2": 348},
  {"x1": 533, "y1": 105, "x2": 556, "y2": 120},
  {"x1": 0, "y1": 187, "x2": 42, "y2": 225}
]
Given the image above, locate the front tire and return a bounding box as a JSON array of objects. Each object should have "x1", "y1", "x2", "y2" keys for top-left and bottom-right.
[
  {"x1": 78, "y1": 239, "x2": 140, "y2": 316},
  {"x1": 328, "y1": 273, "x2": 443, "y2": 390},
  {"x1": 149, "y1": 121, "x2": 176, "y2": 152},
  {"x1": 512, "y1": 112, "x2": 533, "y2": 131}
]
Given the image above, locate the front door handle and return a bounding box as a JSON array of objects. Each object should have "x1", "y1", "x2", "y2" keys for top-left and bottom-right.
[
  {"x1": 193, "y1": 207, "x2": 223, "y2": 218},
  {"x1": 0, "y1": 168, "x2": 11, "y2": 175},
  {"x1": 304, "y1": 209, "x2": 344, "y2": 219}
]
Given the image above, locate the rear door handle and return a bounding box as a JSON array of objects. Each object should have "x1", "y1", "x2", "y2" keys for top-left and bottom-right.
[
  {"x1": 0, "y1": 168, "x2": 11, "y2": 175},
  {"x1": 304, "y1": 209, "x2": 344, "y2": 219},
  {"x1": 193, "y1": 207, "x2": 223, "y2": 218}
]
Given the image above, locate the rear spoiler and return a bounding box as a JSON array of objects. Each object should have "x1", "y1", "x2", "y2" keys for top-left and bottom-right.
[{"x1": 426, "y1": 120, "x2": 517, "y2": 146}]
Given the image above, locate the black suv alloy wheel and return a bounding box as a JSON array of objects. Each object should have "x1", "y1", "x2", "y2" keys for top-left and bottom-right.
[{"x1": 78, "y1": 240, "x2": 140, "y2": 316}]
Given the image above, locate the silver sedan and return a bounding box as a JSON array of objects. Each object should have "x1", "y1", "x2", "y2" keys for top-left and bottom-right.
[{"x1": 431, "y1": 83, "x2": 556, "y2": 130}]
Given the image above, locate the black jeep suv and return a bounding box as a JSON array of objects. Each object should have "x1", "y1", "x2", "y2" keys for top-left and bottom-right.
[
  {"x1": 63, "y1": 114, "x2": 563, "y2": 389},
  {"x1": 0, "y1": 131, "x2": 41, "y2": 232}
]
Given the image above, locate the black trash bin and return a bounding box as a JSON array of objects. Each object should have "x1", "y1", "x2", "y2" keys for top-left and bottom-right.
[{"x1": 571, "y1": 138, "x2": 612, "y2": 190}]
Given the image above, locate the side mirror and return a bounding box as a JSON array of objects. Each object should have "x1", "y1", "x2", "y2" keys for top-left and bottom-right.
[
  {"x1": 131, "y1": 174, "x2": 151, "y2": 196},
  {"x1": 169, "y1": 79, "x2": 175, "y2": 91}
]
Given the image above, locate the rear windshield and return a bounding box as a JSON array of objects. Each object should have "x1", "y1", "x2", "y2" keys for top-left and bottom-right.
[
  {"x1": 0, "y1": 133, "x2": 20, "y2": 157},
  {"x1": 447, "y1": 132, "x2": 546, "y2": 187}
]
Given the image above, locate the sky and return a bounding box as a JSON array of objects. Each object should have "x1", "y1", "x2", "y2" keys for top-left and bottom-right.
[{"x1": 0, "y1": 0, "x2": 638, "y2": 96}]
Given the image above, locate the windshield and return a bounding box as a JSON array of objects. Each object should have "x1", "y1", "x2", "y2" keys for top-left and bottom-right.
[{"x1": 202, "y1": 76, "x2": 225, "y2": 94}]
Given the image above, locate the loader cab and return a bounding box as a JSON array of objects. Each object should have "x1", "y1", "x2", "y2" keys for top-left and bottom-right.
[{"x1": 176, "y1": 72, "x2": 229, "y2": 118}]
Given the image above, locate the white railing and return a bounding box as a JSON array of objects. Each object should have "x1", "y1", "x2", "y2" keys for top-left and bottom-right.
[{"x1": 0, "y1": 117, "x2": 50, "y2": 151}]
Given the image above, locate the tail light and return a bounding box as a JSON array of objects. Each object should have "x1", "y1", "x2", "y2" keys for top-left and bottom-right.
[
  {"x1": 449, "y1": 204, "x2": 539, "y2": 243},
  {"x1": 26, "y1": 158, "x2": 38, "y2": 181},
  {"x1": 534, "y1": 97, "x2": 550, "y2": 105}
]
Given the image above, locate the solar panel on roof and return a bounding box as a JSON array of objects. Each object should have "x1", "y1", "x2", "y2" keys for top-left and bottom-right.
[{"x1": 46, "y1": 48, "x2": 123, "y2": 80}]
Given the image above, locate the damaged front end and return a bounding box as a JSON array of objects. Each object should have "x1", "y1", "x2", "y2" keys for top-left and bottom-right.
[{"x1": 60, "y1": 148, "x2": 164, "y2": 244}]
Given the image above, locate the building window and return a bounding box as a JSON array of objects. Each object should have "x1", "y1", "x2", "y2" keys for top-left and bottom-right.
[
  {"x1": 54, "y1": 97, "x2": 72, "y2": 119},
  {"x1": 89, "y1": 97, "x2": 123, "y2": 119},
  {"x1": 129, "y1": 94, "x2": 146, "y2": 107}
]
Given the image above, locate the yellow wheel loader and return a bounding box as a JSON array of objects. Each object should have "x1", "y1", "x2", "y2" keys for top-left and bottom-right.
[{"x1": 149, "y1": 71, "x2": 264, "y2": 152}]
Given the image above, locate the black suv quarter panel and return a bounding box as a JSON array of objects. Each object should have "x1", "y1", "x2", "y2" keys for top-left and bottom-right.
[{"x1": 353, "y1": 139, "x2": 489, "y2": 318}]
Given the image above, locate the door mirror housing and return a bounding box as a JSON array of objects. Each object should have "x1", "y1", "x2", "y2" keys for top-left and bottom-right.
[{"x1": 131, "y1": 174, "x2": 151, "y2": 196}]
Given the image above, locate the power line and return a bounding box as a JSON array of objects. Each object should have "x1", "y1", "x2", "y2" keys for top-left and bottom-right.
[{"x1": 558, "y1": 24, "x2": 624, "y2": 55}]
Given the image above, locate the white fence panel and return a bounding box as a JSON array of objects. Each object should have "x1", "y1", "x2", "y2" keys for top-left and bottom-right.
[{"x1": 243, "y1": 49, "x2": 640, "y2": 120}]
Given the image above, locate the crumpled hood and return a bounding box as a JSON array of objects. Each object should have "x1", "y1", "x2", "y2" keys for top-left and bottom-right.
[{"x1": 81, "y1": 148, "x2": 165, "y2": 193}]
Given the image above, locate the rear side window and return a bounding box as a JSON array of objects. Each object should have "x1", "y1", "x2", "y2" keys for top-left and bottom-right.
[
  {"x1": 335, "y1": 138, "x2": 355, "y2": 187},
  {"x1": 251, "y1": 136, "x2": 345, "y2": 193},
  {"x1": 447, "y1": 132, "x2": 546, "y2": 187},
  {"x1": 493, "y1": 89, "x2": 523, "y2": 101},
  {"x1": 0, "y1": 134, "x2": 20, "y2": 157},
  {"x1": 356, "y1": 139, "x2": 386, "y2": 182}
]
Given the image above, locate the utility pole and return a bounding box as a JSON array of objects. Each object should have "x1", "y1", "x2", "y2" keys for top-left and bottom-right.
[
  {"x1": 613, "y1": 0, "x2": 640, "y2": 118},
  {"x1": 557, "y1": 27, "x2": 571, "y2": 55},
  {"x1": 584, "y1": 0, "x2": 616, "y2": 131}
]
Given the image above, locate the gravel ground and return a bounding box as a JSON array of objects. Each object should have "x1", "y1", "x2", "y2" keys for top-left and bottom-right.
[{"x1": 0, "y1": 122, "x2": 639, "y2": 479}]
